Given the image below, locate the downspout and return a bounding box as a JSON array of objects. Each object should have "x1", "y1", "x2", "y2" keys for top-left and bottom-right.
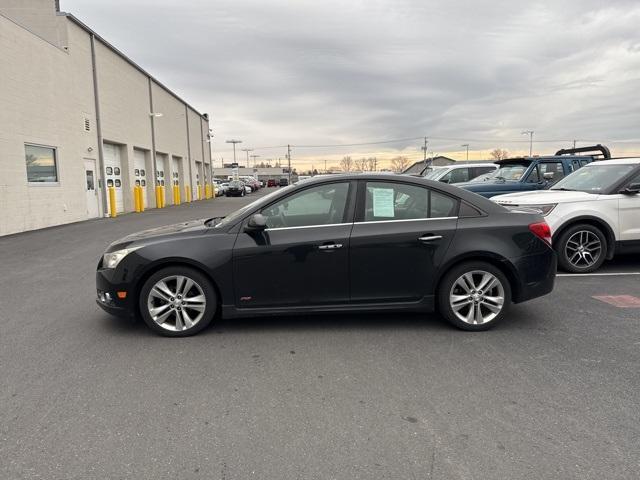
[
  {"x1": 90, "y1": 34, "x2": 108, "y2": 216},
  {"x1": 148, "y1": 77, "x2": 158, "y2": 199},
  {"x1": 185, "y1": 105, "x2": 193, "y2": 190}
]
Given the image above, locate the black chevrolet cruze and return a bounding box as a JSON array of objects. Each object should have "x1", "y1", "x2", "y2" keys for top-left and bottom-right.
[{"x1": 96, "y1": 174, "x2": 556, "y2": 336}]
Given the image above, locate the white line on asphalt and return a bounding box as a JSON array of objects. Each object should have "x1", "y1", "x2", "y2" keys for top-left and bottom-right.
[{"x1": 558, "y1": 272, "x2": 640, "y2": 277}]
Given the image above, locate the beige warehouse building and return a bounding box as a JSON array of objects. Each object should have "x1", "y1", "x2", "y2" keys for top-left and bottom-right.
[{"x1": 0, "y1": 0, "x2": 213, "y2": 236}]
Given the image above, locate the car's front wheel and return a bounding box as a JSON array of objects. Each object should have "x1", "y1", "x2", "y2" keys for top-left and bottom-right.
[
  {"x1": 437, "y1": 261, "x2": 511, "y2": 331},
  {"x1": 555, "y1": 224, "x2": 606, "y2": 273},
  {"x1": 139, "y1": 266, "x2": 217, "y2": 337}
]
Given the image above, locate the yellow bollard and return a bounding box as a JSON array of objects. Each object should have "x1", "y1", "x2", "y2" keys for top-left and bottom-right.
[
  {"x1": 155, "y1": 185, "x2": 162, "y2": 208},
  {"x1": 161, "y1": 186, "x2": 166, "y2": 208},
  {"x1": 198, "y1": 185, "x2": 202, "y2": 200},
  {"x1": 139, "y1": 186, "x2": 145, "y2": 211},
  {"x1": 185, "y1": 185, "x2": 191, "y2": 203},
  {"x1": 108, "y1": 186, "x2": 117, "y2": 217},
  {"x1": 134, "y1": 187, "x2": 141, "y2": 212}
]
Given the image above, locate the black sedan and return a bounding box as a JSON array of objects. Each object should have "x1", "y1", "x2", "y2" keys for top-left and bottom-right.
[
  {"x1": 225, "y1": 180, "x2": 246, "y2": 197},
  {"x1": 96, "y1": 174, "x2": 556, "y2": 336}
]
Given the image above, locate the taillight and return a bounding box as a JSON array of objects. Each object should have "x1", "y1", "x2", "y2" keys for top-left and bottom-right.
[{"x1": 529, "y1": 221, "x2": 552, "y2": 246}]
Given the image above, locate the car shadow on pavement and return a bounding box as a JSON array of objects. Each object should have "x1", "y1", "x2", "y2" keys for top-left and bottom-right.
[{"x1": 96, "y1": 305, "x2": 541, "y2": 337}]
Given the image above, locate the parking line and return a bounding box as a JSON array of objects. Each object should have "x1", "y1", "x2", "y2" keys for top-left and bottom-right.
[{"x1": 558, "y1": 272, "x2": 640, "y2": 277}]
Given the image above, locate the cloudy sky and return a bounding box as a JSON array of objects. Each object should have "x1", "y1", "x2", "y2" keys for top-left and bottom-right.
[{"x1": 63, "y1": 0, "x2": 640, "y2": 169}]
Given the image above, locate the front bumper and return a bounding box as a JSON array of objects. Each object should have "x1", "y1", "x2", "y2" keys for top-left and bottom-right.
[{"x1": 96, "y1": 268, "x2": 136, "y2": 318}]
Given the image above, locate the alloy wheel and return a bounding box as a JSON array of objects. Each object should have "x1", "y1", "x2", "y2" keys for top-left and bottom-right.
[
  {"x1": 146, "y1": 275, "x2": 206, "y2": 332},
  {"x1": 449, "y1": 270, "x2": 505, "y2": 325},
  {"x1": 565, "y1": 230, "x2": 601, "y2": 269}
]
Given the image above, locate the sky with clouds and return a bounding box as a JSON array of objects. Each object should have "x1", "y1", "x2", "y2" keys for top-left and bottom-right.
[{"x1": 62, "y1": 0, "x2": 640, "y2": 169}]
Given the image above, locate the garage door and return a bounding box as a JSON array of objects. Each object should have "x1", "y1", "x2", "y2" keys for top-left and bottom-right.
[
  {"x1": 133, "y1": 149, "x2": 148, "y2": 208},
  {"x1": 103, "y1": 143, "x2": 124, "y2": 213}
]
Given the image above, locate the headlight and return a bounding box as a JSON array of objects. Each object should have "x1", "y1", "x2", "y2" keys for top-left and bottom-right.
[
  {"x1": 102, "y1": 247, "x2": 141, "y2": 269},
  {"x1": 525, "y1": 204, "x2": 557, "y2": 216}
]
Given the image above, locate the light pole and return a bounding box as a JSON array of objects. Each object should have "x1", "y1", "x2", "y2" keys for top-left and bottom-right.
[
  {"x1": 421, "y1": 136, "x2": 429, "y2": 168},
  {"x1": 250, "y1": 154, "x2": 260, "y2": 168},
  {"x1": 461, "y1": 144, "x2": 469, "y2": 161},
  {"x1": 241, "y1": 148, "x2": 253, "y2": 168},
  {"x1": 521, "y1": 131, "x2": 534, "y2": 156},
  {"x1": 225, "y1": 139, "x2": 242, "y2": 164}
]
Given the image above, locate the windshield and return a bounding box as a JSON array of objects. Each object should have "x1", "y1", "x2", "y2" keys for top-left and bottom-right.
[
  {"x1": 229, "y1": 181, "x2": 243, "y2": 187},
  {"x1": 491, "y1": 163, "x2": 529, "y2": 181},
  {"x1": 423, "y1": 167, "x2": 446, "y2": 179},
  {"x1": 214, "y1": 185, "x2": 294, "y2": 228},
  {"x1": 551, "y1": 164, "x2": 636, "y2": 192}
]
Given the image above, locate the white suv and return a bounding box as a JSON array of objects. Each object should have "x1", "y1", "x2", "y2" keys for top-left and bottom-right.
[{"x1": 492, "y1": 158, "x2": 640, "y2": 272}]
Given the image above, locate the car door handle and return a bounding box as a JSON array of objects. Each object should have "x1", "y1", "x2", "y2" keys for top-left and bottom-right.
[
  {"x1": 418, "y1": 235, "x2": 443, "y2": 243},
  {"x1": 318, "y1": 243, "x2": 343, "y2": 250}
]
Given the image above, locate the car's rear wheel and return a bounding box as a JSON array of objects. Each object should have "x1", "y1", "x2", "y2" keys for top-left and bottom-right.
[
  {"x1": 139, "y1": 266, "x2": 216, "y2": 337},
  {"x1": 438, "y1": 261, "x2": 511, "y2": 331},
  {"x1": 555, "y1": 224, "x2": 606, "y2": 273}
]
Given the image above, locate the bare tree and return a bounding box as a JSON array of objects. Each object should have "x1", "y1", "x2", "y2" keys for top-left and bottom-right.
[
  {"x1": 490, "y1": 149, "x2": 510, "y2": 161},
  {"x1": 390, "y1": 156, "x2": 410, "y2": 173},
  {"x1": 340, "y1": 156, "x2": 354, "y2": 172},
  {"x1": 366, "y1": 157, "x2": 377, "y2": 171},
  {"x1": 354, "y1": 157, "x2": 368, "y2": 172}
]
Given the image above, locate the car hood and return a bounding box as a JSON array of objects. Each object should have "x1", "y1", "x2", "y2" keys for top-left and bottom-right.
[
  {"x1": 457, "y1": 180, "x2": 519, "y2": 192},
  {"x1": 107, "y1": 219, "x2": 209, "y2": 250},
  {"x1": 492, "y1": 190, "x2": 599, "y2": 204}
]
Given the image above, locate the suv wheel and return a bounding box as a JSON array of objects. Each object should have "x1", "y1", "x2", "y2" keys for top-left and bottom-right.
[
  {"x1": 139, "y1": 266, "x2": 217, "y2": 337},
  {"x1": 555, "y1": 224, "x2": 606, "y2": 273},
  {"x1": 437, "y1": 261, "x2": 511, "y2": 331}
]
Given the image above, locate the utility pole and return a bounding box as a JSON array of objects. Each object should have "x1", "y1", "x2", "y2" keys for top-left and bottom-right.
[
  {"x1": 421, "y1": 137, "x2": 429, "y2": 167},
  {"x1": 250, "y1": 154, "x2": 259, "y2": 168},
  {"x1": 287, "y1": 144, "x2": 292, "y2": 184},
  {"x1": 324, "y1": 159, "x2": 327, "y2": 173},
  {"x1": 461, "y1": 144, "x2": 469, "y2": 161},
  {"x1": 225, "y1": 139, "x2": 242, "y2": 164},
  {"x1": 521, "y1": 131, "x2": 534, "y2": 156},
  {"x1": 241, "y1": 148, "x2": 253, "y2": 168}
]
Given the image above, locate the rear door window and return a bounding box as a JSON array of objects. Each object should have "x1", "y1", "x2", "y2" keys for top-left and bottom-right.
[{"x1": 362, "y1": 182, "x2": 458, "y2": 221}]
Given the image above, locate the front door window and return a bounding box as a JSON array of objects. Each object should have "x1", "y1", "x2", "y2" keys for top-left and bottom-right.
[{"x1": 261, "y1": 182, "x2": 350, "y2": 228}]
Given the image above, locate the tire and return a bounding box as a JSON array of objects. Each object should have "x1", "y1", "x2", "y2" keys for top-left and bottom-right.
[
  {"x1": 437, "y1": 261, "x2": 511, "y2": 331},
  {"x1": 555, "y1": 223, "x2": 607, "y2": 273},
  {"x1": 139, "y1": 266, "x2": 217, "y2": 337}
]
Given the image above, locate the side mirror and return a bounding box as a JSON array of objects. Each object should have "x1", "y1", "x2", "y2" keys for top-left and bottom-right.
[
  {"x1": 543, "y1": 172, "x2": 555, "y2": 180},
  {"x1": 622, "y1": 182, "x2": 640, "y2": 195},
  {"x1": 246, "y1": 213, "x2": 267, "y2": 231}
]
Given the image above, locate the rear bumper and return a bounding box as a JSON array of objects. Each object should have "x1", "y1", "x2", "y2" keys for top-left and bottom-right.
[{"x1": 511, "y1": 249, "x2": 557, "y2": 303}]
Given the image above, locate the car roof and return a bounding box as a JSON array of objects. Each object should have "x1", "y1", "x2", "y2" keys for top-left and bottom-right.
[
  {"x1": 297, "y1": 173, "x2": 505, "y2": 213},
  {"x1": 443, "y1": 163, "x2": 497, "y2": 168},
  {"x1": 585, "y1": 157, "x2": 640, "y2": 165}
]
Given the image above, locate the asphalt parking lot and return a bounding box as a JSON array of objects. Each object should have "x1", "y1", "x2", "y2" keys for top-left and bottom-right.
[{"x1": 1, "y1": 190, "x2": 639, "y2": 480}]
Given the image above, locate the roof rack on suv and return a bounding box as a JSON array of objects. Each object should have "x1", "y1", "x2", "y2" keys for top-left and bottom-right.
[{"x1": 554, "y1": 144, "x2": 611, "y2": 159}]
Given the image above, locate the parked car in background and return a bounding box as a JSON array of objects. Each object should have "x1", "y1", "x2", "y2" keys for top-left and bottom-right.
[
  {"x1": 244, "y1": 185, "x2": 253, "y2": 194},
  {"x1": 279, "y1": 178, "x2": 289, "y2": 187},
  {"x1": 225, "y1": 180, "x2": 247, "y2": 197},
  {"x1": 96, "y1": 173, "x2": 556, "y2": 336},
  {"x1": 423, "y1": 163, "x2": 497, "y2": 184},
  {"x1": 219, "y1": 182, "x2": 229, "y2": 195},
  {"x1": 457, "y1": 145, "x2": 611, "y2": 198},
  {"x1": 240, "y1": 176, "x2": 260, "y2": 191},
  {"x1": 493, "y1": 158, "x2": 640, "y2": 273},
  {"x1": 267, "y1": 179, "x2": 277, "y2": 187}
]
